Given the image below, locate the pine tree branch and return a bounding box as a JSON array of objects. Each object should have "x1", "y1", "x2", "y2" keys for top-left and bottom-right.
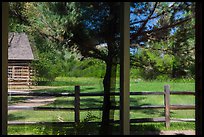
[
  {"x1": 133, "y1": 2, "x2": 158, "y2": 38},
  {"x1": 130, "y1": 2, "x2": 179, "y2": 26},
  {"x1": 131, "y1": 16, "x2": 192, "y2": 40}
]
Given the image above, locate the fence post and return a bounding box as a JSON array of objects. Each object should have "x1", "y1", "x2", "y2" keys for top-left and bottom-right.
[
  {"x1": 75, "y1": 85, "x2": 80, "y2": 124},
  {"x1": 164, "y1": 85, "x2": 170, "y2": 128}
]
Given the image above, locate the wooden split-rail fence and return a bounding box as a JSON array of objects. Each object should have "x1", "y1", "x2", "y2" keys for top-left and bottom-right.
[{"x1": 8, "y1": 85, "x2": 195, "y2": 128}]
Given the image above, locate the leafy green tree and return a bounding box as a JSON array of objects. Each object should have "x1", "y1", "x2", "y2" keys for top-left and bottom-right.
[
  {"x1": 171, "y1": 16, "x2": 195, "y2": 78},
  {"x1": 9, "y1": 2, "x2": 30, "y2": 32},
  {"x1": 131, "y1": 40, "x2": 175, "y2": 80}
]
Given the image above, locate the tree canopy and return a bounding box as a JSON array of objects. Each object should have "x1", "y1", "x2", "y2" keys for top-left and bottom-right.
[{"x1": 130, "y1": 2, "x2": 195, "y2": 79}]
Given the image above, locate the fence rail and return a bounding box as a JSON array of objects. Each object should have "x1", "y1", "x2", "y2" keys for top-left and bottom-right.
[
  {"x1": 8, "y1": 91, "x2": 195, "y2": 96},
  {"x1": 8, "y1": 85, "x2": 195, "y2": 128}
]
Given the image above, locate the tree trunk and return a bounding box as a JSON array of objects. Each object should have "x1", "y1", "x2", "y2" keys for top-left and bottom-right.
[{"x1": 100, "y1": 58, "x2": 117, "y2": 135}]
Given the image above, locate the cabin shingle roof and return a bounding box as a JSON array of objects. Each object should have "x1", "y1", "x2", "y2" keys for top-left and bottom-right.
[{"x1": 8, "y1": 32, "x2": 34, "y2": 60}]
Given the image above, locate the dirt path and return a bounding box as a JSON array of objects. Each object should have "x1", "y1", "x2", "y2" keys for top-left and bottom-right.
[
  {"x1": 8, "y1": 90, "x2": 57, "y2": 113},
  {"x1": 159, "y1": 130, "x2": 195, "y2": 135},
  {"x1": 130, "y1": 130, "x2": 195, "y2": 135}
]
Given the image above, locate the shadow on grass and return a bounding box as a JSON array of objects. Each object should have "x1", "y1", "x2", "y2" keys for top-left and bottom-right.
[
  {"x1": 44, "y1": 93, "x2": 165, "y2": 115},
  {"x1": 130, "y1": 123, "x2": 161, "y2": 135},
  {"x1": 80, "y1": 98, "x2": 103, "y2": 108},
  {"x1": 36, "y1": 81, "x2": 74, "y2": 86},
  {"x1": 8, "y1": 96, "x2": 34, "y2": 105},
  {"x1": 80, "y1": 87, "x2": 98, "y2": 92},
  {"x1": 8, "y1": 113, "x2": 26, "y2": 121},
  {"x1": 9, "y1": 122, "x2": 195, "y2": 135},
  {"x1": 130, "y1": 96, "x2": 164, "y2": 116},
  {"x1": 45, "y1": 97, "x2": 103, "y2": 109},
  {"x1": 31, "y1": 88, "x2": 71, "y2": 93},
  {"x1": 36, "y1": 81, "x2": 98, "y2": 87},
  {"x1": 31, "y1": 86, "x2": 101, "y2": 94},
  {"x1": 44, "y1": 97, "x2": 74, "y2": 107},
  {"x1": 22, "y1": 123, "x2": 100, "y2": 135}
]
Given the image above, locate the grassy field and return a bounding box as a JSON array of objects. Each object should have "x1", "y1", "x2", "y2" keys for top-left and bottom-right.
[{"x1": 8, "y1": 77, "x2": 195, "y2": 135}]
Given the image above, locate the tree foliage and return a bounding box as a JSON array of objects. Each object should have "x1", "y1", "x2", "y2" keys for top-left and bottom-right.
[
  {"x1": 9, "y1": 2, "x2": 195, "y2": 80},
  {"x1": 9, "y1": 2, "x2": 84, "y2": 80},
  {"x1": 131, "y1": 40, "x2": 175, "y2": 80},
  {"x1": 130, "y1": 2, "x2": 195, "y2": 80}
]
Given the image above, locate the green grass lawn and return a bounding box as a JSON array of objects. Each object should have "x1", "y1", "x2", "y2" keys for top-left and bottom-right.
[
  {"x1": 8, "y1": 77, "x2": 195, "y2": 135},
  {"x1": 8, "y1": 122, "x2": 195, "y2": 135}
]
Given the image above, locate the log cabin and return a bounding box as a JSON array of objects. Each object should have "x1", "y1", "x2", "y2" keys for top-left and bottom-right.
[{"x1": 8, "y1": 32, "x2": 37, "y2": 87}]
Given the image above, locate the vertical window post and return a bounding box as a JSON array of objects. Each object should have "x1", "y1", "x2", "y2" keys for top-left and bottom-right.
[
  {"x1": 120, "y1": 2, "x2": 130, "y2": 135},
  {"x1": 74, "y1": 85, "x2": 80, "y2": 125},
  {"x1": 195, "y1": 2, "x2": 202, "y2": 135},
  {"x1": 2, "y1": 2, "x2": 8, "y2": 135}
]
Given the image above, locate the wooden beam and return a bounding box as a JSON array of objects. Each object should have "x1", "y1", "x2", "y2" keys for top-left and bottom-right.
[
  {"x1": 74, "y1": 86, "x2": 80, "y2": 124},
  {"x1": 164, "y1": 85, "x2": 170, "y2": 128},
  {"x1": 2, "y1": 2, "x2": 8, "y2": 135},
  {"x1": 120, "y1": 2, "x2": 130, "y2": 135},
  {"x1": 195, "y1": 2, "x2": 203, "y2": 135}
]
